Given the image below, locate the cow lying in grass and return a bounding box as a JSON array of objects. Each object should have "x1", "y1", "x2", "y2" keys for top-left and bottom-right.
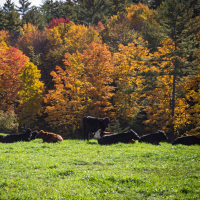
[
  {"x1": 36, "y1": 130, "x2": 63, "y2": 143},
  {"x1": 98, "y1": 129, "x2": 139, "y2": 145},
  {"x1": 138, "y1": 130, "x2": 168, "y2": 145},
  {"x1": 93, "y1": 129, "x2": 115, "y2": 140},
  {"x1": 1, "y1": 129, "x2": 32, "y2": 143},
  {"x1": 0, "y1": 135, "x2": 6, "y2": 142},
  {"x1": 172, "y1": 135, "x2": 200, "y2": 145},
  {"x1": 30, "y1": 130, "x2": 38, "y2": 140}
]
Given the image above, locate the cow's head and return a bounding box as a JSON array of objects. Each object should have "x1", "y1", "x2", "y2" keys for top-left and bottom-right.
[
  {"x1": 103, "y1": 117, "x2": 110, "y2": 128},
  {"x1": 158, "y1": 130, "x2": 168, "y2": 141},
  {"x1": 93, "y1": 129, "x2": 102, "y2": 140},
  {"x1": 128, "y1": 129, "x2": 140, "y2": 140}
]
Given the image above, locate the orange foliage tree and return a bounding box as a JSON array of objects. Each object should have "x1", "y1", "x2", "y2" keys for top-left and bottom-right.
[
  {"x1": 0, "y1": 44, "x2": 28, "y2": 110},
  {"x1": 44, "y1": 42, "x2": 115, "y2": 133}
]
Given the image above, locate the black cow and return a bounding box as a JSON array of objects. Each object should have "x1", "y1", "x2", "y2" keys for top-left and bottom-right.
[
  {"x1": 82, "y1": 116, "x2": 110, "y2": 140},
  {"x1": 98, "y1": 129, "x2": 140, "y2": 145},
  {"x1": 30, "y1": 130, "x2": 38, "y2": 140},
  {"x1": 138, "y1": 130, "x2": 168, "y2": 145},
  {"x1": 172, "y1": 135, "x2": 200, "y2": 145},
  {"x1": 1, "y1": 128, "x2": 32, "y2": 143},
  {"x1": 0, "y1": 135, "x2": 6, "y2": 142}
]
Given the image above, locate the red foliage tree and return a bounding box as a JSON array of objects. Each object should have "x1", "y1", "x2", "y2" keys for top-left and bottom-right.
[
  {"x1": 0, "y1": 46, "x2": 28, "y2": 110},
  {"x1": 46, "y1": 17, "x2": 70, "y2": 29}
]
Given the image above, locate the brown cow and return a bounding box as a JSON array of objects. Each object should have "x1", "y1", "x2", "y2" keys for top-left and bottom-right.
[{"x1": 36, "y1": 130, "x2": 63, "y2": 143}]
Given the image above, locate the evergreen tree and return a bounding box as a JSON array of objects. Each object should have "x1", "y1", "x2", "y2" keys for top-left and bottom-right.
[
  {"x1": 23, "y1": 6, "x2": 46, "y2": 29},
  {"x1": 4, "y1": 4, "x2": 21, "y2": 33},
  {"x1": 149, "y1": 0, "x2": 164, "y2": 9},
  {"x1": 15, "y1": 0, "x2": 32, "y2": 18},
  {"x1": 3, "y1": 0, "x2": 14, "y2": 14},
  {"x1": 56, "y1": 1, "x2": 78, "y2": 23},
  {"x1": 41, "y1": 0, "x2": 56, "y2": 24},
  {"x1": 128, "y1": 0, "x2": 148, "y2": 5},
  {"x1": 76, "y1": 0, "x2": 109, "y2": 25},
  {"x1": 157, "y1": 0, "x2": 200, "y2": 141},
  {"x1": 0, "y1": 8, "x2": 8, "y2": 30},
  {"x1": 108, "y1": 0, "x2": 130, "y2": 17}
]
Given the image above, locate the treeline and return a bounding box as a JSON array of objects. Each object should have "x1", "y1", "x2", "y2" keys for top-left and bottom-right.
[{"x1": 0, "y1": 0, "x2": 199, "y2": 141}]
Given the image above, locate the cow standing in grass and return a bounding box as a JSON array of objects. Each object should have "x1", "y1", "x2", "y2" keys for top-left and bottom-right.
[{"x1": 82, "y1": 116, "x2": 110, "y2": 141}]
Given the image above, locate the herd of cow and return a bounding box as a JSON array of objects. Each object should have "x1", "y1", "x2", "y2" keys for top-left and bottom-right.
[{"x1": 0, "y1": 116, "x2": 200, "y2": 146}]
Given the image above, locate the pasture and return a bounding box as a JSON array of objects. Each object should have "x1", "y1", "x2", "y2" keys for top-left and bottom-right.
[{"x1": 0, "y1": 137, "x2": 199, "y2": 199}]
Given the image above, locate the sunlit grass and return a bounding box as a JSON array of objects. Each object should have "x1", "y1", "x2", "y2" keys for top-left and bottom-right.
[{"x1": 0, "y1": 137, "x2": 199, "y2": 199}]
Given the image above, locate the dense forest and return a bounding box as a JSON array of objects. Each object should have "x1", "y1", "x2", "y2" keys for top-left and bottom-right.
[{"x1": 0, "y1": 0, "x2": 199, "y2": 141}]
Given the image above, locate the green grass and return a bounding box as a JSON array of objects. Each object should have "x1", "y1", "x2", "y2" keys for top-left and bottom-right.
[{"x1": 0, "y1": 137, "x2": 199, "y2": 200}]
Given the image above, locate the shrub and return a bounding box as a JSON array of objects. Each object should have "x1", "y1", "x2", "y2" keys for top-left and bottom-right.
[{"x1": 0, "y1": 110, "x2": 19, "y2": 133}]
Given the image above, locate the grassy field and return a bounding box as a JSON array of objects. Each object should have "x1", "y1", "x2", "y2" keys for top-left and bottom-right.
[{"x1": 0, "y1": 137, "x2": 199, "y2": 200}]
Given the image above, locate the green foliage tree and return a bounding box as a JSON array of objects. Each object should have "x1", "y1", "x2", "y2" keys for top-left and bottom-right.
[
  {"x1": 156, "y1": 0, "x2": 200, "y2": 141},
  {"x1": 0, "y1": 8, "x2": 8, "y2": 30},
  {"x1": 4, "y1": 4, "x2": 21, "y2": 33},
  {"x1": 101, "y1": 13, "x2": 137, "y2": 53},
  {"x1": 41, "y1": 0, "x2": 56, "y2": 24},
  {"x1": 15, "y1": 0, "x2": 32, "y2": 18},
  {"x1": 0, "y1": 110, "x2": 18, "y2": 133},
  {"x1": 107, "y1": 0, "x2": 130, "y2": 16},
  {"x1": 76, "y1": 0, "x2": 109, "y2": 25},
  {"x1": 22, "y1": 6, "x2": 46, "y2": 30},
  {"x1": 3, "y1": 0, "x2": 14, "y2": 14}
]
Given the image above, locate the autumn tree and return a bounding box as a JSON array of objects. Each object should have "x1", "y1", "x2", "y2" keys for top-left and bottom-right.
[
  {"x1": 0, "y1": 43, "x2": 28, "y2": 110},
  {"x1": 46, "y1": 17, "x2": 70, "y2": 29},
  {"x1": 17, "y1": 62, "x2": 44, "y2": 129},
  {"x1": 112, "y1": 38, "x2": 157, "y2": 130},
  {"x1": 156, "y1": 0, "x2": 200, "y2": 141},
  {"x1": 101, "y1": 13, "x2": 137, "y2": 53},
  {"x1": 44, "y1": 42, "x2": 115, "y2": 135},
  {"x1": 64, "y1": 22, "x2": 101, "y2": 54}
]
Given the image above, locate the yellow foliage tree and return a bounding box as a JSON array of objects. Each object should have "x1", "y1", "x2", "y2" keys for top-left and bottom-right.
[
  {"x1": 64, "y1": 23, "x2": 101, "y2": 54},
  {"x1": 113, "y1": 38, "x2": 157, "y2": 120},
  {"x1": 143, "y1": 39, "x2": 189, "y2": 134},
  {"x1": 18, "y1": 62, "x2": 44, "y2": 128}
]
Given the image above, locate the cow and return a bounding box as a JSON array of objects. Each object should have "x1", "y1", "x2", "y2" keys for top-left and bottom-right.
[
  {"x1": 36, "y1": 130, "x2": 63, "y2": 143},
  {"x1": 0, "y1": 135, "x2": 6, "y2": 142},
  {"x1": 82, "y1": 116, "x2": 110, "y2": 141},
  {"x1": 1, "y1": 129, "x2": 32, "y2": 143},
  {"x1": 93, "y1": 129, "x2": 115, "y2": 140},
  {"x1": 181, "y1": 133, "x2": 189, "y2": 137},
  {"x1": 98, "y1": 129, "x2": 140, "y2": 145},
  {"x1": 172, "y1": 135, "x2": 200, "y2": 145},
  {"x1": 138, "y1": 130, "x2": 168, "y2": 145},
  {"x1": 30, "y1": 130, "x2": 38, "y2": 140}
]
